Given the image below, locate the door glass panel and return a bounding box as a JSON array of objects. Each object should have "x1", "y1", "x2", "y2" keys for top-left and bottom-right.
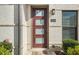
[
  {"x1": 35, "y1": 38, "x2": 44, "y2": 44},
  {"x1": 35, "y1": 28, "x2": 44, "y2": 34},
  {"x1": 35, "y1": 10, "x2": 44, "y2": 16},
  {"x1": 35, "y1": 19, "x2": 44, "y2": 25}
]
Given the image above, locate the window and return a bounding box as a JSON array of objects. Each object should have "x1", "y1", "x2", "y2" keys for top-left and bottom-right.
[
  {"x1": 62, "y1": 11, "x2": 77, "y2": 40},
  {"x1": 35, "y1": 10, "x2": 44, "y2": 16},
  {"x1": 35, "y1": 38, "x2": 44, "y2": 44},
  {"x1": 35, "y1": 28, "x2": 44, "y2": 35},
  {"x1": 35, "y1": 19, "x2": 44, "y2": 25},
  {"x1": 63, "y1": 27, "x2": 77, "y2": 40}
]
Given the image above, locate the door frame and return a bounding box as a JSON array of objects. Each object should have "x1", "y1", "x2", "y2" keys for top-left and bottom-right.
[{"x1": 31, "y1": 6, "x2": 49, "y2": 48}]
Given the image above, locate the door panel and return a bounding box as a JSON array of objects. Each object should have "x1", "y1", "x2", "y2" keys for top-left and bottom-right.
[{"x1": 32, "y1": 8, "x2": 48, "y2": 48}]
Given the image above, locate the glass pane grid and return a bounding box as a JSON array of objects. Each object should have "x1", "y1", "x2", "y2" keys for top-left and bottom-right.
[
  {"x1": 62, "y1": 11, "x2": 77, "y2": 40},
  {"x1": 62, "y1": 11, "x2": 77, "y2": 27}
]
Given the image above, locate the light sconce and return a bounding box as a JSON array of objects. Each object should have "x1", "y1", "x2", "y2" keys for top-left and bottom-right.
[{"x1": 51, "y1": 9, "x2": 55, "y2": 15}]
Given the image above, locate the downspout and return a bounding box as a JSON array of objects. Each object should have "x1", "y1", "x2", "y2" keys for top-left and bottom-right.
[{"x1": 18, "y1": 4, "x2": 20, "y2": 55}]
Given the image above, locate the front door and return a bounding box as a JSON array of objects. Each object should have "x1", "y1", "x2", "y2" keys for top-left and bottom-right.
[{"x1": 32, "y1": 8, "x2": 48, "y2": 48}]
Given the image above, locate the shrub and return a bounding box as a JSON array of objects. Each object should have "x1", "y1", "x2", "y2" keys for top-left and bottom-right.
[
  {"x1": 0, "y1": 46, "x2": 11, "y2": 55},
  {"x1": 66, "y1": 47, "x2": 74, "y2": 55},
  {"x1": 0, "y1": 41, "x2": 12, "y2": 52},
  {"x1": 0, "y1": 40, "x2": 12, "y2": 55},
  {"x1": 74, "y1": 45, "x2": 79, "y2": 54},
  {"x1": 63, "y1": 39, "x2": 79, "y2": 52},
  {"x1": 66, "y1": 45, "x2": 79, "y2": 55}
]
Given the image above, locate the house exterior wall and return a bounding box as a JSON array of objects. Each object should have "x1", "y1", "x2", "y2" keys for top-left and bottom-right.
[
  {"x1": 19, "y1": 4, "x2": 32, "y2": 55},
  {"x1": 0, "y1": 5, "x2": 19, "y2": 55},
  {"x1": 49, "y1": 5, "x2": 62, "y2": 47},
  {"x1": 0, "y1": 5, "x2": 15, "y2": 54},
  {"x1": 0, "y1": 4, "x2": 79, "y2": 55},
  {"x1": 49, "y1": 4, "x2": 79, "y2": 45},
  {"x1": 49, "y1": 4, "x2": 79, "y2": 47},
  {"x1": 25, "y1": 4, "x2": 79, "y2": 54}
]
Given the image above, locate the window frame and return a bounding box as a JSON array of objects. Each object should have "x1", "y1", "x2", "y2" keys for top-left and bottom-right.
[{"x1": 62, "y1": 10, "x2": 78, "y2": 40}]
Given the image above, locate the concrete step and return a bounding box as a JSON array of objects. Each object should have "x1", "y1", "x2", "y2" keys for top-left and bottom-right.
[{"x1": 31, "y1": 48, "x2": 47, "y2": 55}]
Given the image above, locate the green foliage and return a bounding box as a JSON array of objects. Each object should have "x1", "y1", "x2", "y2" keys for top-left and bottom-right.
[
  {"x1": 0, "y1": 46, "x2": 11, "y2": 55},
  {"x1": 67, "y1": 47, "x2": 74, "y2": 55},
  {"x1": 74, "y1": 45, "x2": 79, "y2": 54},
  {"x1": 63, "y1": 39, "x2": 79, "y2": 52},
  {"x1": 63, "y1": 39, "x2": 79, "y2": 55},
  {"x1": 0, "y1": 42, "x2": 12, "y2": 51},
  {"x1": 66, "y1": 45, "x2": 79, "y2": 55},
  {"x1": 0, "y1": 41, "x2": 12, "y2": 55}
]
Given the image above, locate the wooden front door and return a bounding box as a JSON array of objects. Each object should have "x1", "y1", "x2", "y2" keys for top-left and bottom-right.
[{"x1": 32, "y1": 8, "x2": 48, "y2": 48}]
